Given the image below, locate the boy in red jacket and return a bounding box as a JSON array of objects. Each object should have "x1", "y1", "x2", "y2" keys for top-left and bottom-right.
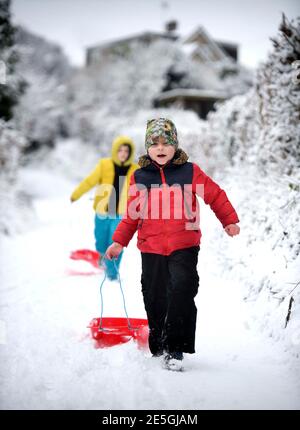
[{"x1": 106, "y1": 118, "x2": 240, "y2": 371}]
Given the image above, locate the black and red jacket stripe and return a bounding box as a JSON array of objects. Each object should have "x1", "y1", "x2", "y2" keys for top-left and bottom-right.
[{"x1": 112, "y1": 154, "x2": 239, "y2": 256}]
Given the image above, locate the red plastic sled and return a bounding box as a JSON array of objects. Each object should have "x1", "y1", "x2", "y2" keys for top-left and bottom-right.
[
  {"x1": 88, "y1": 317, "x2": 149, "y2": 350},
  {"x1": 70, "y1": 249, "x2": 101, "y2": 268}
]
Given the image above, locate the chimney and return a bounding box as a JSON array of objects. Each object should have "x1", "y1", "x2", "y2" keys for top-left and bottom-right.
[{"x1": 165, "y1": 20, "x2": 178, "y2": 33}]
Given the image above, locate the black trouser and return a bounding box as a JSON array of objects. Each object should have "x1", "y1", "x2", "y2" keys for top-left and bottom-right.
[{"x1": 141, "y1": 246, "x2": 200, "y2": 355}]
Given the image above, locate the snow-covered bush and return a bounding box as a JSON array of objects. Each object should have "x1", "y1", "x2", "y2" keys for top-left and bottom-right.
[
  {"x1": 13, "y1": 26, "x2": 73, "y2": 148},
  {"x1": 210, "y1": 166, "x2": 300, "y2": 357},
  {"x1": 0, "y1": 2, "x2": 35, "y2": 236},
  {"x1": 256, "y1": 14, "x2": 300, "y2": 176},
  {"x1": 0, "y1": 118, "x2": 26, "y2": 181},
  {"x1": 0, "y1": 0, "x2": 26, "y2": 121},
  {"x1": 199, "y1": 88, "x2": 259, "y2": 175},
  {"x1": 0, "y1": 119, "x2": 33, "y2": 235},
  {"x1": 203, "y1": 14, "x2": 300, "y2": 179},
  {"x1": 199, "y1": 14, "x2": 300, "y2": 356}
]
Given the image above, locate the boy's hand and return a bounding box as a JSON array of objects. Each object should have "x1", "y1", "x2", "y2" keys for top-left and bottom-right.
[
  {"x1": 105, "y1": 242, "x2": 123, "y2": 260},
  {"x1": 224, "y1": 224, "x2": 240, "y2": 237}
]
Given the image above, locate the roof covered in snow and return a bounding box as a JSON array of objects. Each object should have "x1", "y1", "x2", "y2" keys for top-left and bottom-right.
[{"x1": 155, "y1": 88, "x2": 228, "y2": 101}]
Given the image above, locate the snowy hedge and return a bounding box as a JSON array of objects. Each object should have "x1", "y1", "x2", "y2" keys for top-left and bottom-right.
[
  {"x1": 199, "y1": 14, "x2": 300, "y2": 357},
  {"x1": 0, "y1": 119, "x2": 34, "y2": 235},
  {"x1": 202, "y1": 14, "x2": 300, "y2": 179}
]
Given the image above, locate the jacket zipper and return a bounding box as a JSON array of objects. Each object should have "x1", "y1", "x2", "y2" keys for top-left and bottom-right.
[
  {"x1": 138, "y1": 189, "x2": 148, "y2": 230},
  {"x1": 150, "y1": 160, "x2": 172, "y2": 254},
  {"x1": 156, "y1": 160, "x2": 194, "y2": 221},
  {"x1": 158, "y1": 165, "x2": 168, "y2": 255}
]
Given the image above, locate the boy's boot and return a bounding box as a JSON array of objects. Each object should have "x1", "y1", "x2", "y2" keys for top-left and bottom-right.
[{"x1": 163, "y1": 351, "x2": 184, "y2": 372}]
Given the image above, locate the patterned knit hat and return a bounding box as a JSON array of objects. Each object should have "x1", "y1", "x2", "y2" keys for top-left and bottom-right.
[{"x1": 145, "y1": 118, "x2": 178, "y2": 150}]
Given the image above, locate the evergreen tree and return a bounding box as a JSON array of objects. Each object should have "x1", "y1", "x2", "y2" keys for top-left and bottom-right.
[
  {"x1": 0, "y1": 0, "x2": 26, "y2": 120},
  {"x1": 256, "y1": 13, "x2": 300, "y2": 176},
  {"x1": 203, "y1": 14, "x2": 300, "y2": 179}
]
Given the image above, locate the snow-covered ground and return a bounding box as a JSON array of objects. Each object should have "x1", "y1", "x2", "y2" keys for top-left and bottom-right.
[{"x1": 0, "y1": 167, "x2": 299, "y2": 410}]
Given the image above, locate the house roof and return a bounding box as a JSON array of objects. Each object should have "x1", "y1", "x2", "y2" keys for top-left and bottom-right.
[
  {"x1": 87, "y1": 31, "x2": 178, "y2": 51},
  {"x1": 214, "y1": 39, "x2": 239, "y2": 49},
  {"x1": 155, "y1": 88, "x2": 227, "y2": 102},
  {"x1": 183, "y1": 26, "x2": 233, "y2": 63}
]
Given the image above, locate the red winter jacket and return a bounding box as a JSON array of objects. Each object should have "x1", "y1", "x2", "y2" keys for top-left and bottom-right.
[{"x1": 112, "y1": 149, "x2": 239, "y2": 256}]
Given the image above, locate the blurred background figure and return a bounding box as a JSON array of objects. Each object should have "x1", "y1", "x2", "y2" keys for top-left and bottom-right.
[{"x1": 70, "y1": 136, "x2": 139, "y2": 280}]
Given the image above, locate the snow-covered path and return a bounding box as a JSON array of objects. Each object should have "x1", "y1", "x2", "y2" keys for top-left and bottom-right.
[{"x1": 0, "y1": 168, "x2": 299, "y2": 410}]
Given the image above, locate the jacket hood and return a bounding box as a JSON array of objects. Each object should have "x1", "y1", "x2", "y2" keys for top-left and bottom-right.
[
  {"x1": 111, "y1": 135, "x2": 135, "y2": 166},
  {"x1": 138, "y1": 148, "x2": 189, "y2": 168}
]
